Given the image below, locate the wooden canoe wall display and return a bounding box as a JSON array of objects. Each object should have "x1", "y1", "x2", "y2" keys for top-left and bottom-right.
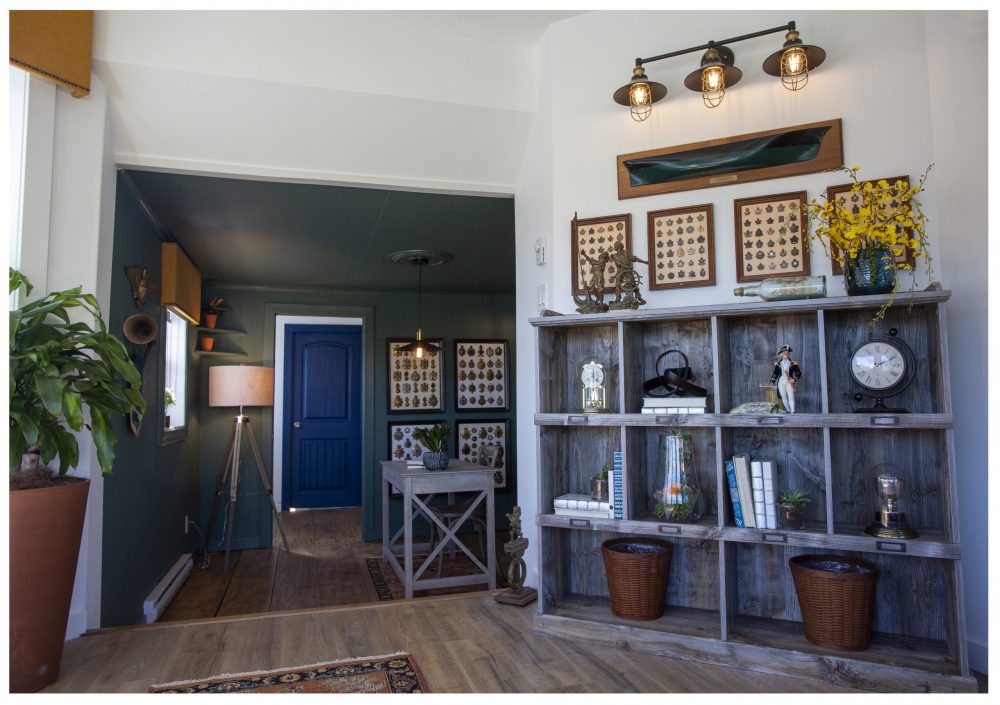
[
  {"x1": 570, "y1": 213, "x2": 631, "y2": 295},
  {"x1": 647, "y1": 204, "x2": 716, "y2": 290},
  {"x1": 617, "y1": 119, "x2": 844, "y2": 199},
  {"x1": 733, "y1": 191, "x2": 810, "y2": 282}
]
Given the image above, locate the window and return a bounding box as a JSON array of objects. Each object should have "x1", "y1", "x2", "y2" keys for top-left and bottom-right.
[{"x1": 163, "y1": 309, "x2": 187, "y2": 433}]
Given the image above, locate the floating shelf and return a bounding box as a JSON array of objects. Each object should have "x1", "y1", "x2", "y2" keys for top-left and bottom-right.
[{"x1": 196, "y1": 326, "x2": 246, "y2": 336}]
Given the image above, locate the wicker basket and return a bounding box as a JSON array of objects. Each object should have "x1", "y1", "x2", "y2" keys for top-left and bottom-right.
[
  {"x1": 789, "y1": 554, "x2": 879, "y2": 651},
  {"x1": 601, "y1": 537, "x2": 674, "y2": 621}
]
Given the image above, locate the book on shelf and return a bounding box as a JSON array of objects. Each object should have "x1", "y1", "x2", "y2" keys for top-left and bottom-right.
[
  {"x1": 611, "y1": 451, "x2": 624, "y2": 520},
  {"x1": 732, "y1": 453, "x2": 756, "y2": 528},
  {"x1": 640, "y1": 407, "x2": 707, "y2": 414},
  {"x1": 642, "y1": 396, "x2": 707, "y2": 408},
  {"x1": 405, "y1": 460, "x2": 424, "y2": 468},
  {"x1": 750, "y1": 461, "x2": 767, "y2": 529},
  {"x1": 553, "y1": 493, "x2": 610, "y2": 512},
  {"x1": 723, "y1": 458, "x2": 745, "y2": 528},
  {"x1": 762, "y1": 460, "x2": 777, "y2": 530},
  {"x1": 554, "y1": 507, "x2": 610, "y2": 519}
]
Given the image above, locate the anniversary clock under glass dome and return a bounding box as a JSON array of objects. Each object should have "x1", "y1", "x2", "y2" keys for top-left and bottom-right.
[{"x1": 580, "y1": 360, "x2": 607, "y2": 413}]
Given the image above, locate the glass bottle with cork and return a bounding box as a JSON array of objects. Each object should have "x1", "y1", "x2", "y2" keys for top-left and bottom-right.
[{"x1": 734, "y1": 275, "x2": 826, "y2": 301}]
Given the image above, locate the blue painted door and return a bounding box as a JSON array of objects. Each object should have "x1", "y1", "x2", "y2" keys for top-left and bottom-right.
[{"x1": 283, "y1": 325, "x2": 362, "y2": 509}]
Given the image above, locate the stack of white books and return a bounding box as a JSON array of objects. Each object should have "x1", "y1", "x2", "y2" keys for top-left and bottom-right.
[
  {"x1": 553, "y1": 493, "x2": 610, "y2": 519},
  {"x1": 640, "y1": 396, "x2": 709, "y2": 414}
]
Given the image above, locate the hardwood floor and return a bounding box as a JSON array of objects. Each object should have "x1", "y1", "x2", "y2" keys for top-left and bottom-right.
[
  {"x1": 161, "y1": 506, "x2": 444, "y2": 621},
  {"x1": 50, "y1": 594, "x2": 869, "y2": 693},
  {"x1": 48, "y1": 507, "x2": 983, "y2": 694}
]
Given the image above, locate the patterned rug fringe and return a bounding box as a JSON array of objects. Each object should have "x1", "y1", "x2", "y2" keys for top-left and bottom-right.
[{"x1": 148, "y1": 651, "x2": 412, "y2": 689}]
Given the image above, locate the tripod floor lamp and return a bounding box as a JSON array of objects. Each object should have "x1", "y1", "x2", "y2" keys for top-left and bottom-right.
[{"x1": 205, "y1": 365, "x2": 290, "y2": 570}]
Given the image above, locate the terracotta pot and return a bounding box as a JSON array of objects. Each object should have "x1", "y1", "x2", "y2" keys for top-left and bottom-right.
[
  {"x1": 199, "y1": 337, "x2": 216, "y2": 352},
  {"x1": 203, "y1": 312, "x2": 218, "y2": 329},
  {"x1": 10, "y1": 478, "x2": 90, "y2": 692}
]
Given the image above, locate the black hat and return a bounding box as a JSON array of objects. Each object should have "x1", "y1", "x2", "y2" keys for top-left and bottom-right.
[{"x1": 775, "y1": 344, "x2": 793, "y2": 356}]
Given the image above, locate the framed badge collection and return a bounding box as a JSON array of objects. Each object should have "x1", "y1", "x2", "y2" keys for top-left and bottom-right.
[
  {"x1": 386, "y1": 338, "x2": 444, "y2": 413},
  {"x1": 454, "y1": 339, "x2": 509, "y2": 411},
  {"x1": 456, "y1": 420, "x2": 511, "y2": 491}
]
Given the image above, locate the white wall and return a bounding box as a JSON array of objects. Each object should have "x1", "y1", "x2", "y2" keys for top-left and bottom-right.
[
  {"x1": 17, "y1": 72, "x2": 119, "y2": 638},
  {"x1": 515, "y1": 10, "x2": 987, "y2": 671},
  {"x1": 923, "y1": 11, "x2": 989, "y2": 674}
]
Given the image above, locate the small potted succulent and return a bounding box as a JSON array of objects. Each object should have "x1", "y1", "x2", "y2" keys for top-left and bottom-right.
[
  {"x1": 203, "y1": 296, "x2": 224, "y2": 329},
  {"x1": 591, "y1": 457, "x2": 612, "y2": 502},
  {"x1": 778, "y1": 488, "x2": 811, "y2": 529},
  {"x1": 413, "y1": 422, "x2": 451, "y2": 471}
]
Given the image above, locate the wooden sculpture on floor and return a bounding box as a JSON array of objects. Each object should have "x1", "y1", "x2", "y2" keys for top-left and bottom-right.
[{"x1": 494, "y1": 505, "x2": 538, "y2": 606}]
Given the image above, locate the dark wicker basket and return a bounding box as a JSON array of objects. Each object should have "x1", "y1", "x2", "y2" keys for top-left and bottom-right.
[
  {"x1": 601, "y1": 537, "x2": 674, "y2": 621},
  {"x1": 789, "y1": 554, "x2": 879, "y2": 651}
]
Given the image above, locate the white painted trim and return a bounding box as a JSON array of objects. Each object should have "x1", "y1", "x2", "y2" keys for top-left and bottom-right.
[
  {"x1": 113, "y1": 153, "x2": 515, "y2": 198},
  {"x1": 272, "y1": 315, "x2": 363, "y2": 510}
]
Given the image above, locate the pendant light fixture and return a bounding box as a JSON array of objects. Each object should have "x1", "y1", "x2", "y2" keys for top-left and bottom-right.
[
  {"x1": 683, "y1": 44, "x2": 742, "y2": 108},
  {"x1": 612, "y1": 21, "x2": 826, "y2": 120},
  {"x1": 390, "y1": 249, "x2": 452, "y2": 359},
  {"x1": 762, "y1": 28, "x2": 827, "y2": 91}
]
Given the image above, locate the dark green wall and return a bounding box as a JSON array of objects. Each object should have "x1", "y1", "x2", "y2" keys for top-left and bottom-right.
[
  {"x1": 198, "y1": 285, "x2": 517, "y2": 549},
  {"x1": 102, "y1": 173, "x2": 201, "y2": 627}
]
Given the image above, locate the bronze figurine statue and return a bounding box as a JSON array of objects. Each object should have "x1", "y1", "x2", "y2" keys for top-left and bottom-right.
[
  {"x1": 608, "y1": 241, "x2": 647, "y2": 310},
  {"x1": 573, "y1": 250, "x2": 611, "y2": 314}
]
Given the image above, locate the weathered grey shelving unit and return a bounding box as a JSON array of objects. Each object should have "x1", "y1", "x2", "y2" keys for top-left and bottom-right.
[{"x1": 530, "y1": 289, "x2": 975, "y2": 693}]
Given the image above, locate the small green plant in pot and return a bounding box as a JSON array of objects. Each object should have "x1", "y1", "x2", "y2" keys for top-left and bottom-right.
[
  {"x1": 591, "y1": 457, "x2": 612, "y2": 502},
  {"x1": 778, "y1": 488, "x2": 811, "y2": 530},
  {"x1": 9, "y1": 268, "x2": 146, "y2": 691},
  {"x1": 413, "y1": 422, "x2": 451, "y2": 471}
]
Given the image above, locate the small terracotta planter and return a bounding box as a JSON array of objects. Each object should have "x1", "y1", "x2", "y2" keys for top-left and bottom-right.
[
  {"x1": 203, "y1": 312, "x2": 219, "y2": 329},
  {"x1": 199, "y1": 337, "x2": 216, "y2": 352}
]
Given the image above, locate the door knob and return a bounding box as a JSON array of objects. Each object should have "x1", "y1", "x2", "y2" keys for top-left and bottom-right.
[{"x1": 293, "y1": 421, "x2": 302, "y2": 428}]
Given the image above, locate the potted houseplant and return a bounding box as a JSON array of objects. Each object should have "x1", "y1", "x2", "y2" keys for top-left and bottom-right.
[
  {"x1": 777, "y1": 488, "x2": 811, "y2": 529},
  {"x1": 203, "y1": 296, "x2": 224, "y2": 329},
  {"x1": 413, "y1": 422, "x2": 451, "y2": 471},
  {"x1": 164, "y1": 386, "x2": 177, "y2": 428},
  {"x1": 9, "y1": 268, "x2": 145, "y2": 692},
  {"x1": 591, "y1": 457, "x2": 611, "y2": 502},
  {"x1": 808, "y1": 164, "x2": 934, "y2": 322}
]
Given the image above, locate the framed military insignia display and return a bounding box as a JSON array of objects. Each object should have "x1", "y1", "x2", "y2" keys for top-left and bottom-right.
[
  {"x1": 826, "y1": 176, "x2": 915, "y2": 275},
  {"x1": 734, "y1": 191, "x2": 810, "y2": 282},
  {"x1": 454, "y1": 339, "x2": 509, "y2": 411},
  {"x1": 457, "y1": 420, "x2": 511, "y2": 491},
  {"x1": 647, "y1": 204, "x2": 715, "y2": 290},
  {"x1": 386, "y1": 338, "x2": 444, "y2": 413},
  {"x1": 571, "y1": 213, "x2": 631, "y2": 295},
  {"x1": 388, "y1": 420, "x2": 445, "y2": 493}
]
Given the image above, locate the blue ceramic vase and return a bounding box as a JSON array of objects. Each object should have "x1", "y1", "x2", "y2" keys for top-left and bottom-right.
[
  {"x1": 422, "y1": 452, "x2": 449, "y2": 471},
  {"x1": 845, "y1": 247, "x2": 896, "y2": 296}
]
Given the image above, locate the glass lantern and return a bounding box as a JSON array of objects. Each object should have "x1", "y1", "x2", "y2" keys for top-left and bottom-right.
[
  {"x1": 652, "y1": 433, "x2": 703, "y2": 523},
  {"x1": 864, "y1": 464, "x2": 918, "y2": 539}
]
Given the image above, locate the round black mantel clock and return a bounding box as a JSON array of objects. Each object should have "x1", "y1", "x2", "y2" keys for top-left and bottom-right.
[{"x1": 850, "y1": 328, "x2": 916, "y2": 413}]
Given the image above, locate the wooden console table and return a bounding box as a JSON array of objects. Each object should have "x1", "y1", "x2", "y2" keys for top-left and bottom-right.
[{"x1": 380, "y1": 460, "x2": 496, "y2": 599}]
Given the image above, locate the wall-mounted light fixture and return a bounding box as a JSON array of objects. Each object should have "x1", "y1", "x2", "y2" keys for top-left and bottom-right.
[{"x1": 613, "y1": 21, "x2": 826, "y2": 121}]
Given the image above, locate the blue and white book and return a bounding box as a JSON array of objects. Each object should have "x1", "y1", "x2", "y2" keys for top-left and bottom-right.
[
  {"x1": 750, "y1": 461, "x2": 767, "y2": 529},
  {"x1": 732, "y1": 453, "x2": 756, "y2": 529},
  {"x1": 611, "y1": 451, "x2": 624, "y2": 520},
  {"x1": 762, "y1": 460, "x2": 777, "y2": 530},
  {"x1": 724, "y1": 459, "x2": 745, "y2": 528}
]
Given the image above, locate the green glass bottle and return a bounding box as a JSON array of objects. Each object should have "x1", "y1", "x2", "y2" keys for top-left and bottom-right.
[{"x1": 733, "y1": 275, "x2": 826, "y2": 301}]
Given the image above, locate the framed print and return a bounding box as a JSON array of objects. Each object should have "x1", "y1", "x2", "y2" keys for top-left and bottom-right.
[
  {"x1": 826, "y1": 175, "x2": 915, "y2": 275},
  {"x1": 386, "y1": 338, "x2": 444, "y2": 413},
  {"x1": 617, "y1": 118, "x2": 843, "y2": 199},
  {"x1": 734, "y1": 191, "x2": 810, "y2": 282},
  {"x1": 647, "y1": 204, "x2": 715, "y2": 290},
  {"x1": 571, "y1": 213, "x2": 631, "y2": 295},
  {"x1": 388, "y1": 420, "x2": 445, "y2": 494},
  {"x1": 454, "y1": 339, "x2": 509, "y2": 411},
  {"x1": 457, "y1": 420, "x2": 512, "y2": 491}
]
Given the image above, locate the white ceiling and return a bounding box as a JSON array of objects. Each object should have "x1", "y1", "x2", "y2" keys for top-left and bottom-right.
[{"x1": 93, "y1": 10, "x2": 584, "y2": 195}]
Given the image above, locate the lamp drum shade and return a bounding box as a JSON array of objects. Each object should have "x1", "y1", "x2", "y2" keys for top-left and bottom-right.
[{"x1": 209, "y1": 366, "x2": 274, "y2": 408}]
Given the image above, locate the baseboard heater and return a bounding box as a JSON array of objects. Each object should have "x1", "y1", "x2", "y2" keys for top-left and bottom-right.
[{"x1": 143, "y1": 553, "x2": 193, "y2": 624}]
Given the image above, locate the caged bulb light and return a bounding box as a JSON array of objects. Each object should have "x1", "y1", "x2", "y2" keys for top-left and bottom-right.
[
  {"x1": 684, "y1": 45, "x2": 742, "y2": 109},
  {"x1": 613, "y1": 66, "x2": 667, "y2": 122},
  {"x1": 763, "y1": 28, "x2": 826, "y2": 92}
]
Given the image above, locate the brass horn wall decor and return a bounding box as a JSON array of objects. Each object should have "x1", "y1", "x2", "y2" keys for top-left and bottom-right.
[{"x1": 122, "y1": 314, "x2": 158, "y2": 437}]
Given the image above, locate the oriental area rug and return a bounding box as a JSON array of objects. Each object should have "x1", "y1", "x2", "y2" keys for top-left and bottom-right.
[
  {"x1": 364, "y1": 553, "x2": 509, "y2": 601},
  {"x1": 148, "y1": 652, "x2": 428, "y2": 693}
]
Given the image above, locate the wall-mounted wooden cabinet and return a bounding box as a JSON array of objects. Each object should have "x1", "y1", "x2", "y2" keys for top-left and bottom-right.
[
  {"x1": 530, "y1": 290, "x2": 974, "y2": 693},
  {"x1": 161, "y1": 243, "x2": 201, "y2": 325}
]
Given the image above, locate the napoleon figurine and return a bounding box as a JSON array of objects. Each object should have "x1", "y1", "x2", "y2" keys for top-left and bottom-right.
[{"x1": 770, "y1": 344, "x2": 801, "y2": 413}]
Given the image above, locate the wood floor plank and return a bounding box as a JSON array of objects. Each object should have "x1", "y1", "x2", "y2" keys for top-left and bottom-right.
[
  {"x1": 158, "y1": 552, "x2": 239, "y2": 622},
  {"x1": 216, "y1": 548, "x2": 277, "y2": 617}
]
